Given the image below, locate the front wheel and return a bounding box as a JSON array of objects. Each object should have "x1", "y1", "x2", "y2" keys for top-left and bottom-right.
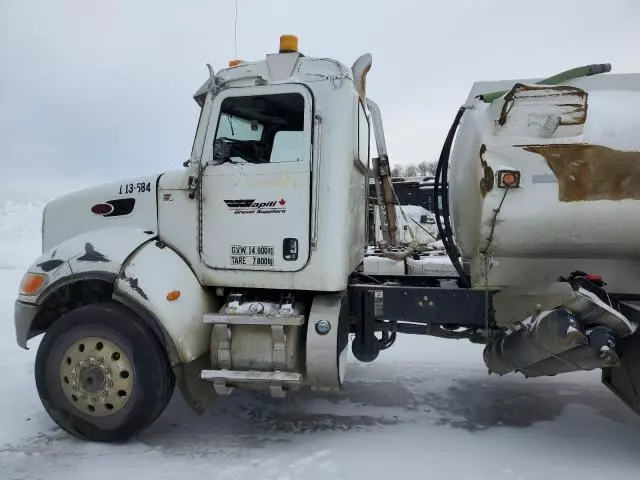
[{"x1": 35, "y1": 302, "x2": 174, "y2": 442}]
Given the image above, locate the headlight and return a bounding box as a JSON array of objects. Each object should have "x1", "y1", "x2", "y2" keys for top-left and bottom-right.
[{"x1": 19, "y1": 273, "x2": 48, "y2": 296}]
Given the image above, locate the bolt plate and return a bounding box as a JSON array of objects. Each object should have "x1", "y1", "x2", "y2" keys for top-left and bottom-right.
[{"x1": 59, "y1": 336, "x2": 134, "y2": 417}]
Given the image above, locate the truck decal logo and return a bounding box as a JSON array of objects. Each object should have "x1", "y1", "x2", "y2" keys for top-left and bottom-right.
[
  {"x1": 224, "y1": 199, "x2": 256, "y2": 208},
  {"x1": 224, "y1": 198, "x2": 287, "y2": 215}
]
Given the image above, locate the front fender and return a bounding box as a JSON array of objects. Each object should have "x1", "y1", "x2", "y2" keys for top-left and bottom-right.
[
  {"x1": 114, "y1": 241, "x2": 218, "y2": 364},
  {"x1": 19, "y1": 227, "x2": 156, "y2": 305}
]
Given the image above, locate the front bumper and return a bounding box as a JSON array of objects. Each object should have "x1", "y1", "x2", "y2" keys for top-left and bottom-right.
[{"x1": 15, "y1": 300, "x2": 41, "y2": 349}]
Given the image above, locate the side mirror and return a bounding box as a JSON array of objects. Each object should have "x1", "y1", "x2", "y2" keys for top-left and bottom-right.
[{"x1": 213, "y1": 139, "x2": 231, "y2": 161}]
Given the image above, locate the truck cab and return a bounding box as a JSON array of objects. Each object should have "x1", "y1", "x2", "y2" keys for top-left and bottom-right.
[
  {"x1": 160, "y1": 41, "x2": 370, "y2": 291},
  {"x1": 14, "y1": 36, "x2": 385, "y2": 442}
]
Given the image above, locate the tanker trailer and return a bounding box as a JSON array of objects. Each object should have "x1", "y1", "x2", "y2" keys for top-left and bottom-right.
[{"x1": 439, "y1": 64, "x2": 640, "y2": 413}]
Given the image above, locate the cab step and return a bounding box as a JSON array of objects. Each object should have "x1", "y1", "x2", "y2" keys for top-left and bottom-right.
[
  {"x1": 200, "y1": 369, "x2": 303, "y2": 397},
  {"x1": 203, "y1": 313, "x2": 305, "y2": 325},
  {"x1": 203, "y1": 293, "x2": 306, "y2": 326}
]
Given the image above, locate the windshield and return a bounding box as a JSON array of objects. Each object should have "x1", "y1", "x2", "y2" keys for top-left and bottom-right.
[
  {"x1": 214, "y1": 114, "x2": 264, "y2": 164},
  {"x1": 218, "y1": 114, "x2": 264, "y2": 142}
]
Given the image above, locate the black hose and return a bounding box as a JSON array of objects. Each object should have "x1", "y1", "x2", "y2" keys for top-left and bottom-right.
[
  {"x1": 434, "y1": 107, "x2": 471, "y2": 287},
  {"x1": 434, "y1": 132, "x2": 450, "y2": 253},
  {"x1": 378, "y1": 330, "x2": 397, "y2": 350}
]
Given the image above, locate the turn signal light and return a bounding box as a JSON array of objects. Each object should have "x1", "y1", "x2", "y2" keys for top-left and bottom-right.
[
  {"x1": 166, "y1": 290, "x2": 181, "y2": 301},
  {"x1": 20, "y1": 273, "x2": 48, "y2": 296},
  {"x1": 228, "y1": 59, "x2": 242, "y2": 67},
  {"x1": 497, "y1": 170, "x2": 521, "y2": 188}
]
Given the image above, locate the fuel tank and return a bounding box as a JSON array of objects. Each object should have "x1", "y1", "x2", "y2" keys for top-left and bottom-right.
[{"x1": 449, "y1": 72, "x2": 640, "y2": 294}]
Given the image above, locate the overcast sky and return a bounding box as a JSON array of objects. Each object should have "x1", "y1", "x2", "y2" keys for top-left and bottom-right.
[{"x1": 2, "y1": 0, "x2": 640, "y2": 201}]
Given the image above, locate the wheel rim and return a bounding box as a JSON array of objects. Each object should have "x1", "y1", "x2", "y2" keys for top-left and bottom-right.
[{"x1": 59, "y1": 336, "x2": 134, "y2": 417}]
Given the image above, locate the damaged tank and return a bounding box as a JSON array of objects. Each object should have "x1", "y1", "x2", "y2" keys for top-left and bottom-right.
[{"x1": 442, "y1": 64, "x2": 640, "y2": 413}]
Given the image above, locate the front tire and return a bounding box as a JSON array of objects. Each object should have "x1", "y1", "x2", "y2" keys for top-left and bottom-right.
[{"x1": 35, "y1": 302, "x2": 174, "y2": 442}]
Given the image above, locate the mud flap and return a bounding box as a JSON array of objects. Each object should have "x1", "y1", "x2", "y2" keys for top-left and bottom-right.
[
  {"x1": 174, "y1": 354, "x2": 217, "y2": 414},
  {"x1": 602, "y1": 330, "x2": 640, "y2": 416}
]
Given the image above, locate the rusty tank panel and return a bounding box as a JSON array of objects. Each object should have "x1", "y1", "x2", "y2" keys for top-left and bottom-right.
[{"x1": 523, "y1": 144, "x2": 640, "y2": 202}]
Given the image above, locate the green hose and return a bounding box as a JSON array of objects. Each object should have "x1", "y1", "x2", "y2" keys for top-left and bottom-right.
[{"x1": 478, "y1": 63, "x2": 611, "y2": 103}]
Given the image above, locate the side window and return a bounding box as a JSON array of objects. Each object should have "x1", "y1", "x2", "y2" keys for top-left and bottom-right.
[
  {"x1": 358, "y1": 102, "x2": 370, "y2": 167},
  {"x1": 212, "y1": 93, "x2": 305, "y2": 165},
  {"x1": 270, "y1": 131, "x2": 304, "y2": 163}
]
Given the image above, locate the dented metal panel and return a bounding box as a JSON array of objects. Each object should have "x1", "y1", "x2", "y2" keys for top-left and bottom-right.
[
  {"x1": 19, "y1": 228, "x2": 155, "y2": 305},
  {"x1": 450, "y1": 72, "x2": 640, "y2": 294},
  {"x1": 498, "y1": 83, "x2": 588, "y2": 126},
  {"x1": 114, "y1": 241, "x2": 219, "y2": 363}
]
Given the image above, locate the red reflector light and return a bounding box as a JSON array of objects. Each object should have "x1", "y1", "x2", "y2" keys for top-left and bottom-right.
[
  {"x1": 497, "y1": 170, "x2": 521, "y2": 188},
  {"x1": 502, "y1": 173, "x2": 517, "y2": 186},
  {"x1": 91, "y1": 203, "x2": 114, "y2": 215}
]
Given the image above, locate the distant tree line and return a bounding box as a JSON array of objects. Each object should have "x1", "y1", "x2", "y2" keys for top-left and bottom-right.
[
  {"x1": 368, "y1": 161, "x2": 438, "y2": 179},
  {"x1": 391, "y1": 161, "x2": 437, "y2": 178}
]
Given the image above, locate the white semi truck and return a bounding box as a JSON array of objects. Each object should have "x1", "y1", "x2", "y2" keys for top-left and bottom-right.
[{"x1": 14, "y1": 35, "x2": 640, "y2": 442}]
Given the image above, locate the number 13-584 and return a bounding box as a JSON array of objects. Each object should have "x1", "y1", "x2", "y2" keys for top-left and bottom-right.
[{"x1": 119, "y1": 182, "x2": 151, "y2": 194}]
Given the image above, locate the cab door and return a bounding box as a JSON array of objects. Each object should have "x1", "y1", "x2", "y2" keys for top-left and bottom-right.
[{"x1": 199, "y1": 84, "x2": 313, "y2": 272}]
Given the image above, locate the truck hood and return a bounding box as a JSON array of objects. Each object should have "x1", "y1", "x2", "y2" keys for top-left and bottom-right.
[{"x1": 42, "y1": 174, "x2": 160, "y2": 252}]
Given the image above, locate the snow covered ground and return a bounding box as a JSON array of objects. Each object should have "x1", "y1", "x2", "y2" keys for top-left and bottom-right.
[{"x1": 1, "y1": 202, "x2": 640, "y2": 479}]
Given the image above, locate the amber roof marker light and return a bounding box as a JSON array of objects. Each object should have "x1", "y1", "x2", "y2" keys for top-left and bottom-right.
[{"x1": 279, "y1": 34, "x2": 298, "y2": 53}]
